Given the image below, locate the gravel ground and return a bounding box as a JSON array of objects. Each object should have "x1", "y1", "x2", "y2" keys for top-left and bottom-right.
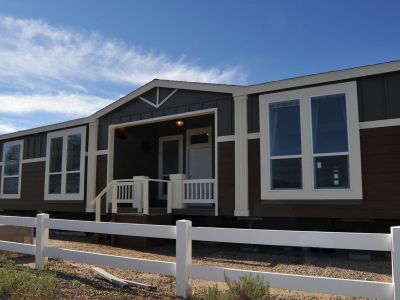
[{"x1": 5, "y1": 235, "x2": 392, "y2": 299}]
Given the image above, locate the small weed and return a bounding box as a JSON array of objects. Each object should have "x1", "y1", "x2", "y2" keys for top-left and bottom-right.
[{"x1": 191, "y1": 274, "x2": 274, "y2": 300}]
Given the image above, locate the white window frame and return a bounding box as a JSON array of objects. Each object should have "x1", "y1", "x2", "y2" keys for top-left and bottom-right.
[
  {"x1": 44, "y1": 126, "x2": 86, "y2": 201},
  {"x1": 1, "y1": 139, "x2": 23, "y2": 199},
  {"x1": 259, "y1": 81, "x2": 362, "y2": 200}
]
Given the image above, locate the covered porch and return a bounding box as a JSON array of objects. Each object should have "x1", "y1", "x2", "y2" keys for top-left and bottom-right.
[{"x1": 93, "y1": 110, "x2": 218, "y2": 219}]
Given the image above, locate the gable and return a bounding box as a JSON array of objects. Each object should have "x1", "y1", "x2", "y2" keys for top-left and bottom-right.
[{"x1": 97, "y1": 88, "x2": 234, "y2": 149}]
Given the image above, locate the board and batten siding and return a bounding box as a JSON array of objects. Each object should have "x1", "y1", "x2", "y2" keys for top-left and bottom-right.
[
  {"x1": 247, "y1": 70, "x2": 400, "y2": 133},
  {"x1": 97, "y1": 88, "x2": 234, "y2": 150}
]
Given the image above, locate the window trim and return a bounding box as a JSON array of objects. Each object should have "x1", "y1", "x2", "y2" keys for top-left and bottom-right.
[
  {"x1": 1, "y1": 139, "x2": 23, "y2": 199},
  {"x1": 259, "y1": 81, "x2": 362, "y2": 200},
  {"x1": 44, "y1": 126, "x2": 86, "y2": 201}
]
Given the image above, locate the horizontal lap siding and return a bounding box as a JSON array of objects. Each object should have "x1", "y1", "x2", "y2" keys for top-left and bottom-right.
[
  {"x1": 248, "y1": 126, "x2": 400, "y2": 219},
  {"x1": 218, "y1": 141, "x2": 235, "y2": 216},
  {"x1": 0, "y1": 162, "x2": 85, "y2": 212}
]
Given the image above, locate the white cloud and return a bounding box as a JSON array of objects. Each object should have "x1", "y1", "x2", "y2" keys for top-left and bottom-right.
[
  {"x1": 0, "y1": 15, "x2": 246, "y2": 135},
  {"x1": 0, "y1": 16, "x2": 246, "y2": 92},
  {"x1": 0, "y1": 122, "x2": 19, "y2": 134},
  {"x1": 0, "y1": 92, "x2": 112, "y2": 116}
]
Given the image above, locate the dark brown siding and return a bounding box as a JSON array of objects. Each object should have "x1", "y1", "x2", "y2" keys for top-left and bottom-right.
[
  {"x1": 218, "y1": 141, "x2": 235, "y2": 216},
  {"x1": 98, "y1": 88, "x2": 233, "y2": 150},
  {"x1": 358, "y1": 72, "x2": 400, "y2": 121},
  {"x1": 0, "y1": 162, "x2": 85, "y2": 212},
  {"x1": 247, "y1": 71, "x2": 400, "y2": 133},
  {"x1": 96, "y1": 154, "x2": 108, "y2": 213},
  {"x1": 248, "y1": 125, "x2": 400, "y2": 219}
]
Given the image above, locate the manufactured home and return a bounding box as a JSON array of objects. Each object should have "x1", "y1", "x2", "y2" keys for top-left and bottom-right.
[{"x1": 1, "y1": 61, "x2": 400, "y2": 231}]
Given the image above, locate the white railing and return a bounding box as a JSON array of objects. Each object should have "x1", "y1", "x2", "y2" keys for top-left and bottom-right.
[
  {"x1": 91, "y1": 177, "x2": 173, "y2": 221},
  {"x1": 183, "y1": 179, "x2": 215, "y2": 204},
  {"x1": 0, "y1": 213, "x2": 398, "y2": 299},
  {"x1": 113, "y1": 179, "x2": 135, "y2": 204}
]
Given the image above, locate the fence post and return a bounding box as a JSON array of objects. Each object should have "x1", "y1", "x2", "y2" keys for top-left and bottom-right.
[
  {"x1": 35, "y1": 213, "x2": 49, "y2": 270},
  {"x1": 392, "y1": 226, "x2": 400, "y2": 300},
  {"x1": 176, "y1": 220, "x2": 192, "y2": 299}
]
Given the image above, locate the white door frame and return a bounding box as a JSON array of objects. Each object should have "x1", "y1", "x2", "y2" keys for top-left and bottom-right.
[
  {"x1": 158, "y1": 134, "x2": 183, "y2": 199},
  {"x1": 186, "y1": 127, "x2": 213, "y2": 179}
]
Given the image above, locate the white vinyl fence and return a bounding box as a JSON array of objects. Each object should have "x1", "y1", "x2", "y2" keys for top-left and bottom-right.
[{"x1": 0, "y1": 213, "x2": 398, "y2": 299}]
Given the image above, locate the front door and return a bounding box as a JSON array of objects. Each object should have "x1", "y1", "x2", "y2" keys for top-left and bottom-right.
[
  {"x1": 186, "y1": 127, "x2": 213, "y2": 179},
  {"x1": 158, "y1": 135, "x2": 183, "y2": 199}
]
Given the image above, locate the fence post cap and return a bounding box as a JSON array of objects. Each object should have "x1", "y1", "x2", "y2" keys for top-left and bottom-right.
[
  {"x1": 37, "y1": 213, "x2": 49, "y2": 217},
  {"x1": 177, "y1": 219, "x2": 192, "y2": 224}
]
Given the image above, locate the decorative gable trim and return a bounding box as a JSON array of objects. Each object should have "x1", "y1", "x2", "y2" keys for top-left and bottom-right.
[{"x1": 139, "y1": 88, "x2": 178, "y2": 108}]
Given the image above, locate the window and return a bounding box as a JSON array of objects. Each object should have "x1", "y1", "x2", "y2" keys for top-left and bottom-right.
[
  {"x1": 311, "y1": 94, "x2": 350, "y2": 189},
  {"x1": 1, "y1": 140, "x2": 23, "y2": 198},
  {"x1": 269, "y1": 100, "x2": 302, "y2": 189},
  {"x1": 259, "y1": 81, "x2": 362, "y2": 200},
  {"x1": 44, "y1": 127, "x2": 86, "y2": 200}
]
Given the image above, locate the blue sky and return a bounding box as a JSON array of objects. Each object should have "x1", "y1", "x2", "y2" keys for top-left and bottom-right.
[{"x1": 0, "y1": 0, "x2": 399, "y2": 133}]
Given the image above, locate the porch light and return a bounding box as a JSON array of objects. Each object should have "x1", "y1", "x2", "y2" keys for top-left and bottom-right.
[{"x1": 176, "y1": 120, "x2": 184, "y2": 127}]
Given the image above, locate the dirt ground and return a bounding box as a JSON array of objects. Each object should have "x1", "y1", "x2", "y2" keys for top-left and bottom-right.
[{"x1": 4, "y1": 234, "x2": 392, "y2": 299}]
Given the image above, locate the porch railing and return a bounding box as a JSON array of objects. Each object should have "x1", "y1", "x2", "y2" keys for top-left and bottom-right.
[
  {"x1": 91, "y1": 177, "x2": 172, "y2": 221},
  {"x1": 183, "y1": 179, "x2": 215, "y2": 204},
  {"x1": 114, "y1": 179, "x2": 135, "y2": 204},
  {"x1": 90, "y1": 175, "x2": 215, "y2": 221}
]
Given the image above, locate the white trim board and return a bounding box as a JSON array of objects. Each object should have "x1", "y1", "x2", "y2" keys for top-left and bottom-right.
[
  {"x1": 360, "y1": 118, "x2": 400, "y2": 129},
  {"x1": 216, "y1": 135, "x2": 234, "y2": 142},
  {"x1": 96, "y1": 150, "x2": 109, "y2": 156},
  {"x1": 235, "y1": 60, "x2": 400, "y2": 97},
  {"x1": 109, "y1": 108, "x2": 217, "y2": 130},
  {"x1": 22, "y1": 158, "x2": 46, "y2": 164}
]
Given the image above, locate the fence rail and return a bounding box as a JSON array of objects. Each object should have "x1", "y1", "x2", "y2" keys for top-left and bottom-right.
[{"x1": 0, "y1": 213, "x2": 398, "y2": 299}]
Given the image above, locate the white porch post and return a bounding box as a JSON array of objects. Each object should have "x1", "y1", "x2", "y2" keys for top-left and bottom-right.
[
  {"x1": 234, "y1": 95, "x2": 250, "y2": 216},
  {"x1": 86, "y1": 120, "x2": 98, "y2": 212},
  {"x1": 133, "y1": 176, "x2": 148, "y2": 213},
  {"x1": 106, "y1": 126, "x2": 115, "y2": 206},
  {"x1": 170, "y1": 174, "x2": 186, "y2": 209}
]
